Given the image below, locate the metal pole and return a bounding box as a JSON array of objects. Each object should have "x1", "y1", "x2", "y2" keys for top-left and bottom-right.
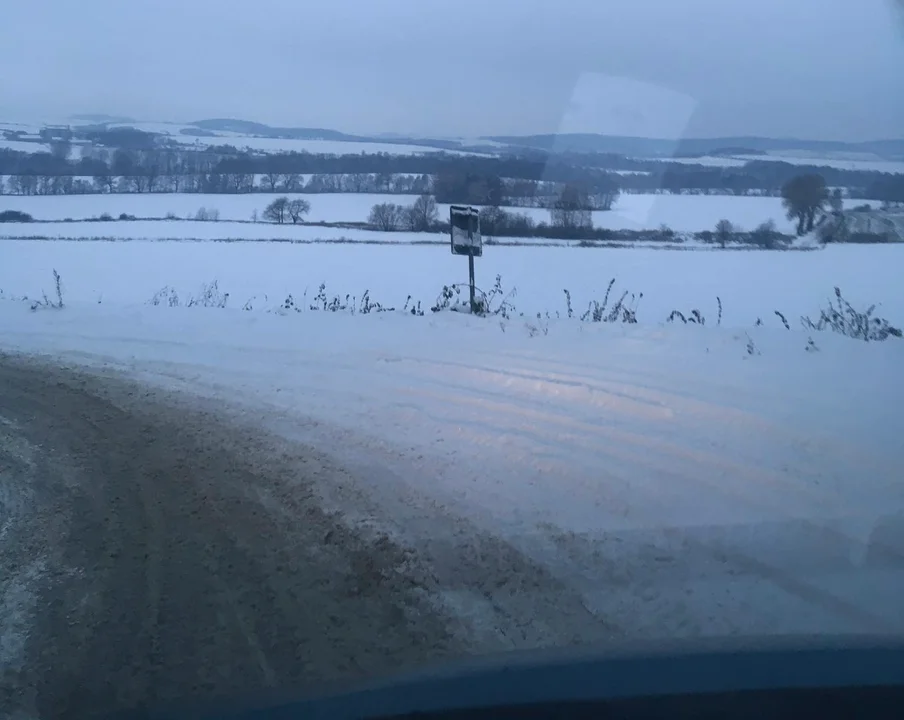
[
  {"x1": 468, "y1": 252, "x2": 476, "y2": 312},
  {"x1": 468, "y1": 212, "x2": 476, "y2": 312}
]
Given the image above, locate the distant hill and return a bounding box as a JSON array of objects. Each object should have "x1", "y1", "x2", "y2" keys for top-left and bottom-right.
[
  {"x1": 483, "y1": 133, "x2": 904, "y2": 159},
  {"x1": 191, "y1": 119, "x2": 363, "y2": 142},
  {"x1": 115, "y1": 117, "x2": 904, "y2": 162},
  {"x1": 188, "y1": 118, "x2": 476, "y2": 152},
  {"x1": 69, "y1": 113, "x2": 136, "y2": 124}
]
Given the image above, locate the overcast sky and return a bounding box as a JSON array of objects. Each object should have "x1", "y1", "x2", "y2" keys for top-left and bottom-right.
[{"x1": 1, "y1": 0, "x2": 902, "y2": 141}]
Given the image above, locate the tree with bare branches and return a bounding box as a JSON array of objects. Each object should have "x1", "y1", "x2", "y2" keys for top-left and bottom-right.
[
  {"x1": 286, "y1": 198, "x2": 311, "y2": 224},
  {"x1": 714, "y1": 219, "x2": 733, "y2": 248},
  {"x1": 263, "y1": 197, "x2": 289, "y2": 224},
  {"x1": 368, "y1": 202, "x2": 403, "y2": 231}
]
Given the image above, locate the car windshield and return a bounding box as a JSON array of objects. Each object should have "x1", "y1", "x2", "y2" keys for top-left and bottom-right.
[{"x1": 1, "y1": 1, "x2": 903, "y2": 717}]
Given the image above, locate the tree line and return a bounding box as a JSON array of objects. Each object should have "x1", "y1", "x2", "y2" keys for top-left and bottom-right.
[{"x1": 2, "y1": 140, "x2": 901, "y2": 200}]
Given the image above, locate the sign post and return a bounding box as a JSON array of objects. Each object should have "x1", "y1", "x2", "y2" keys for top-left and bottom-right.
[{"x1": 450, "y1": 205, "x2": 482, "y2": 313}]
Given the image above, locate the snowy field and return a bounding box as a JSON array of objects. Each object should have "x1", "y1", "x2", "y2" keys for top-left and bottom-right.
[
  {"x1": 734, "y1": 154, "x2": 904, "y2": 174},
  {"x1": 2, "y1": 282, "x2": 903, "y2": 639},
  {"x1": 649, "y1": 154, "x2": 904, "y2": 174},
  {"x1": 502, "y1": 194, "x2": 816, "y2": 233},
  {"x1": 169, "y1": 134, "x2": 481, "y2": 157},
  {"x1": 0, "y1": 220, "x2": 440, "y2": 244},
  {"x1": 0, "y1": 138, "x2": 51, "y2": 154},
  {"x1": 0, "y1": 193, "x2": 419, "y2": 224},
  {"x1": 0, "y1": 191, "x2": 850, "y2": 233},
  {"x1": 654, "y1": 156, "x2": 749, "y2": 168},
  {"x1": 2, "y1": 240, "x2": 902, "y2": 328}
]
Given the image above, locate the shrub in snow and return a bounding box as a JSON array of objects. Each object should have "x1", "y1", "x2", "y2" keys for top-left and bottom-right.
[
  {"x1": 118, "y1": 213, "x2": 136, "y2": 221},
  {"x1": 749, "y1": 219, "x2": 785, "y2": 249},
  {"x1": 187, "y1": 280, "x2": 229, "y2": 308},
  {"x1": 149, "y1": 286, "x2": 181, "y2": 307},
  {"x1": 431, "y1": 274, "x2": 516, "y2": 318},
  {"x1": 801, "y1": 287, "x2": 902, "y2": 342},
  {"x1": 195, "y1": 207, "x2": 220, "y2": 221},
  {"x1": 97, "y1": 213, "x2": 114, "y2": 222},
  {"x1": 0, "y1": 210, "x2": 33, "y2": 222},
  {"x1": 657, "y1": 224, "x2": 675, "y2": 240}
]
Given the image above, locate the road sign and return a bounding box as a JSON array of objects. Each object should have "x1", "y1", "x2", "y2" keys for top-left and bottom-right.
[
  {"x1": 449, "y1": 205, "x2": 482, "y2": 312},
  {"x1": 450, "y1": 205, "x2": 482, "y2": 257}
]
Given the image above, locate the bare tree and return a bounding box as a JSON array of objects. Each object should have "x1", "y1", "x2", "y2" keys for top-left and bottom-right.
[
  {"x1": 93, "y1": 171, "x2": 115, "y2": 193},
  {"x1": 50, "y1": 139, "x2": 71, "y2": 161},
  {"x1": 405, "y1": 194, "x2": 438, "y2": 232},
  {"x1": 346, "y1": 173, "x2": 372, "y2": 192},
  {"x1": 131, "y1": 150, "x2": 162, "y2": 193},
  {"x1": 368, "y1": 202, "x2": 402, "y2": 231},
  {"x1": 37, "y1": 176, "x2": 57, "y2": 195},
  {"x1": 227, "y1": 173, "x2": 254, "y2": 193},
  {"x1": 714, "y1": 219, "x2": 734, "y2": 248},
  {"x1": 829, "y1": 187, "x2": 844, "y2": 214},
  {"x1": 263, "y1": 197, "x2": 289, "y2": 224},
  {"x1": 781, "y1": 173, "x2": 828, "y2": 235},
  {"x1": 8, "y1": 175, "x2": 37, "y2": 195},
  {"x1": 550, "y1": 184, "x2": 593, "y2": 230},
  {"x1": 279, "y1": 173, "x2": 301, "y2": 192},
  {"x1": 375, "y1": 172, "x2": 393, "y2": 192},
  {"x1": 262, "y1": 172, "x2": 280, "y2": 192},
  {"x1": 128, "y1": 174, "x2": 149, "y2": 193},
  {"x1": 286, "y1": 198, "x2": 311, "y2": 224}
]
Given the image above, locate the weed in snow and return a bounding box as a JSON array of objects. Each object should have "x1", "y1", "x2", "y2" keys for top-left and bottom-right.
[
  {"x1": 403, "y1": 296, "x2": 425, "y2": 317},
  {"x1": 29, "y1": 270, "x2": 64, "y2": 312},
  {"x1": 431, "y1": 274, "x2": 516, "y2": 319},
  {"x1": 136, "y1": 276, "x2": 902, "y2": 351},
  {"x1": 745, "y1": 333, "x2": 760, "y2": 356},
  {"x1": 667, "y1": 308, "x2": 705, "y2": 325},
  {"x1": 149, "y1": 286, "x2": 181, "y2": 307},
  {"x1": 572, "y1": 278, "x2": 641, "y2": 324},
  {"x1": 800, "y1": 287, "x2": 902, "y2": 342},
  {"x1": 148, "y1": 280, "x2": 228, "y2": 308}
]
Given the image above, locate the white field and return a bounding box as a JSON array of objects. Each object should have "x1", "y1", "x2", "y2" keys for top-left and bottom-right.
[
  {"x1": 653, "y1": 156, "x2": 749, "y2": 168},
  {"x1": 0, "y1": 193, "x2": 419, "y2": 223},
  {"x1": 0, "y1": 220, "x2": 440, "y2": 244},
  {"x1": 168, "y1": 134, "x2": 482, "y2": 157},
  {"x1": 2, "y1": 240, "x2": 902, "y2": 328},
  {"x1": 0, "y1": 139, "x2": 51, "y2": 154},
  {"x1": 1, "y1": 191, "x2": 861, "y2": 233},
  {"x1": 734, "y1": 154, "x2": 904, "y2": 174},
  {"x1": 2, "y1": 239, "x2": 903, "y2": 640}
]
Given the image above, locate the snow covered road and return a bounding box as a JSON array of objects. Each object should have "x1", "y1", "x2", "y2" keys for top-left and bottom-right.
[
  {"x1": 2, "y1": 299, "x2": 904, "y2": 713},
  {"x1": 0, "y1": 356, "x2": 490, "y2": 718},
  {"x1": 0, "y1": 303, "x2": 904, "y2": 647}
]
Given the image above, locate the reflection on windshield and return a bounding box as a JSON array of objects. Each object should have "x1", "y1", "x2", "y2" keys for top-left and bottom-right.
[{"x1": 0, "y1": 0, "x2": 903, "y2": 717}]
